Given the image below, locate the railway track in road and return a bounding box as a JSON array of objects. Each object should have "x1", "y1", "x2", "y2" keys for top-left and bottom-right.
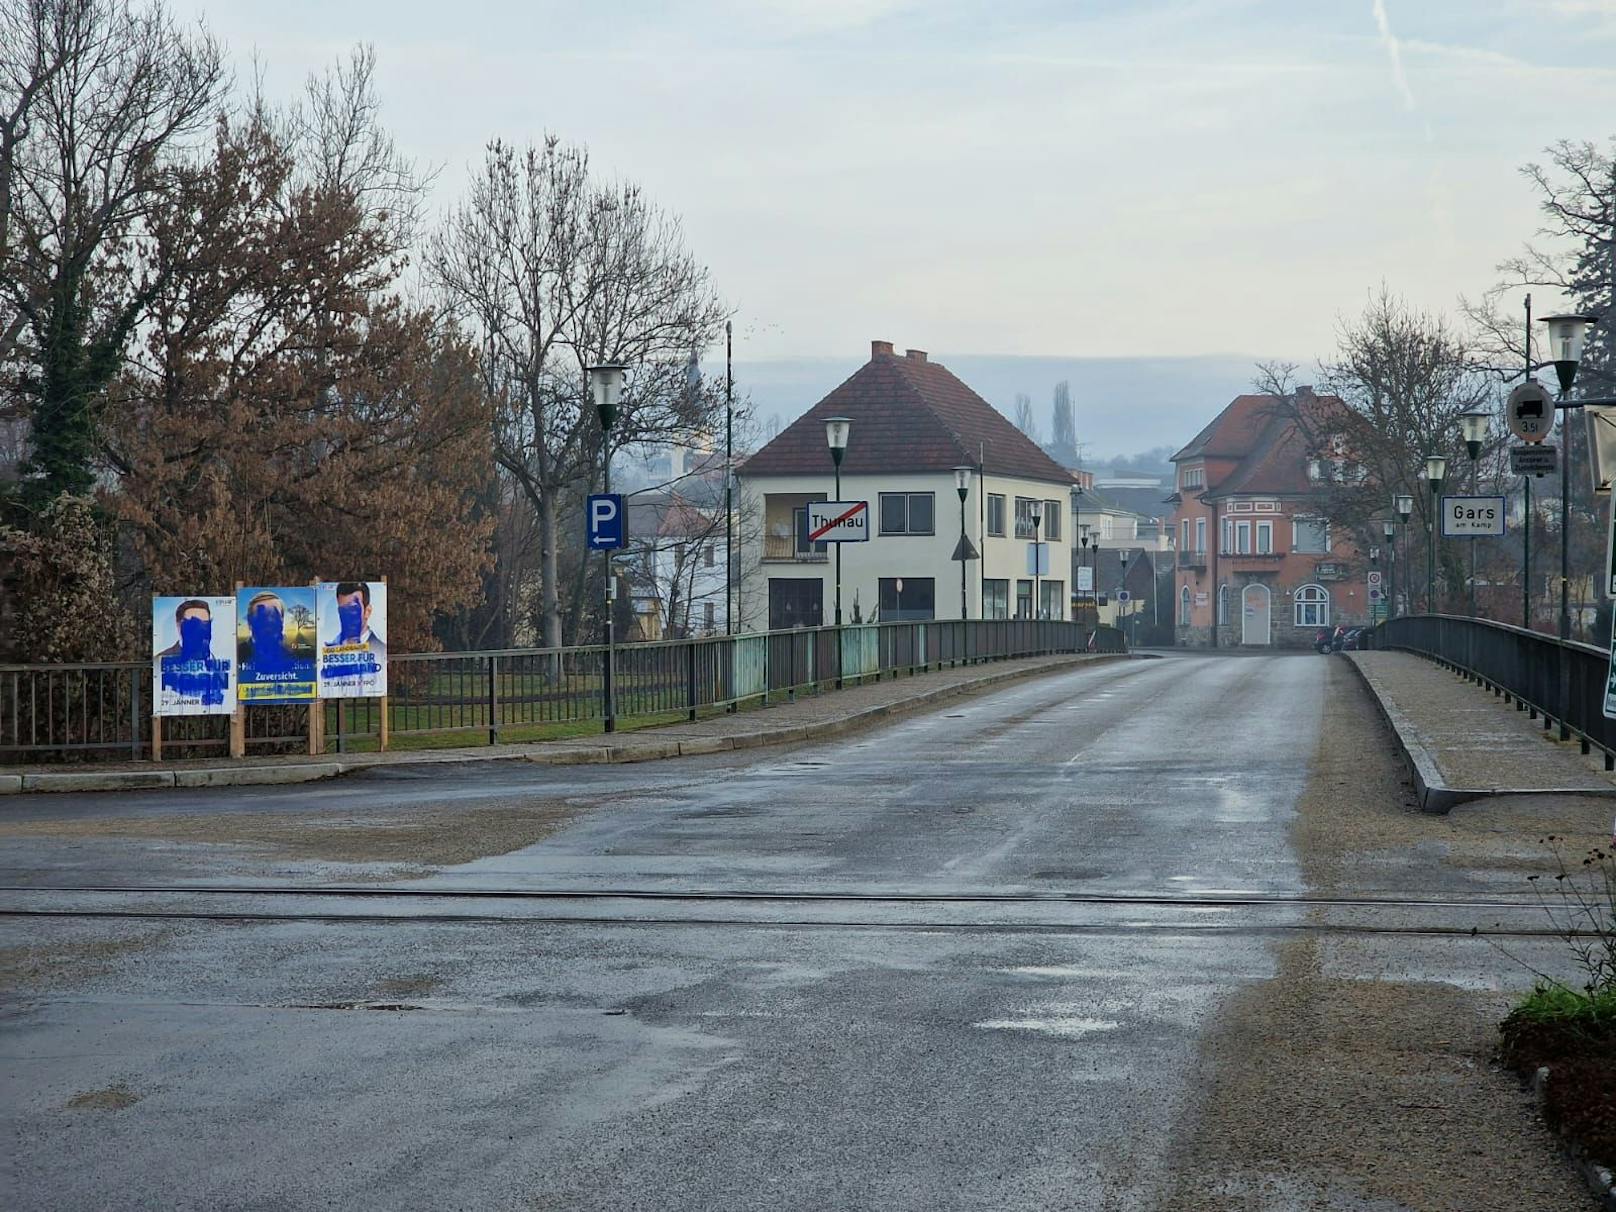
[{"x1": 0, "y1": 883, "x2": 1570, "y2": 938}]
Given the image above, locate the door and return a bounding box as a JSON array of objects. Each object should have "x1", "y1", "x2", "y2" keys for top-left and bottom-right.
[
  {"x1": 768, "y1": 578, "x2": 824, "y2": 630},
  {"x1": 1241, "y1": 583, "x2": 1271, "y2": 646}
]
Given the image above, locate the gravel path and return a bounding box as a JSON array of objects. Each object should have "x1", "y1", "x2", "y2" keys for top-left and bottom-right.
[{"x1": 1159, "y1": 658, "x2": 1600, "y2": 1211}]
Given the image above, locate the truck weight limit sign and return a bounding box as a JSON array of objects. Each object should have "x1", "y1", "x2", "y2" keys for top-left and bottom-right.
[{"x1": 1507, "y1": 382, "x2": 1554, "y2": 443}]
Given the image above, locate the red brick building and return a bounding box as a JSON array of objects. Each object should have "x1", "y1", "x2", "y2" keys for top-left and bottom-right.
[{"x1": 1169, "y1": 389, "x2": 1371, "y2": 647}]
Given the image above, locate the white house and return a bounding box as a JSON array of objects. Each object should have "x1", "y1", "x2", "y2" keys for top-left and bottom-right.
[{"x1": 737, "y1": 340, "x2": 1079, "y2": 630}]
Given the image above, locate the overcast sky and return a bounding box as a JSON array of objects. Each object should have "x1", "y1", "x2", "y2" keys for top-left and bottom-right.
[{"x1": 186, "y1": 0, "x2": 1613, "y2": 371}]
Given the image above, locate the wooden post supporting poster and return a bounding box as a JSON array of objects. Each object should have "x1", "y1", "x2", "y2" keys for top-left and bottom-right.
[
  {"x1": 229, "y1": 581, "x2": 247, "y2": 759},
  {"x1": 308, "y1": 578, "x2": 324, "y2": 756},
  {"x1": 152, "y1": 715, "x2": 163, "y2": 762},
  {"x1": 378, "y1": 575, "x2": 390, "y2": 752}
]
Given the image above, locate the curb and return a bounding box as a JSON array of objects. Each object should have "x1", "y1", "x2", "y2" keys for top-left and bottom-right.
[
  {"x1": 1341, "y1": 654, "x2": 1473, "y2": 813},
  {"x1": 2, "y1": 653, "x2": 1130, "y2": 795},
  {"x1": 1531, "y1": 1066, "x2": 1616, "y2": 1211},
  {"x1": 1341, "y1": 653, "x2": 1616, "y2": 814}
]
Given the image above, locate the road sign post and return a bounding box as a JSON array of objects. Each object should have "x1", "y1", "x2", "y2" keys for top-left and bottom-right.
[
  {"x1": 586, "y1": 494, "x2": 626, "y2": 550},
  {"x1": 1507, "y1": 382, "x2": 1554, "y2": 444},
  {"x1": 806, "y1": 501, "x2": 870, "y2": 545},
  {"x1": 1440, "y1": 495, "x2": 1506, "y2": 538}
]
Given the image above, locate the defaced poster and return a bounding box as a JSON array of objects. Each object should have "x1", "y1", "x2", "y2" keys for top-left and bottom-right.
[
  {"x1": 152, "y1": 596, "x2": 237, "y2": 716},
  {"x1": 236, "y1": 586, "x2": 318, "y2": 702},
  {"x1": 316, "y1": 581, "x2": 387, "y2": 698}
]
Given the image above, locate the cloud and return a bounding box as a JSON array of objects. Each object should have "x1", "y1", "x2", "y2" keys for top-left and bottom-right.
[{"x1": 1371, "y1": 0, "x2": 1417, "y2": 111}]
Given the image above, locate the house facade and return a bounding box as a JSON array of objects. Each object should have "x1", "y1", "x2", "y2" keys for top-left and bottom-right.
[
  {"x1": 1170, "y1": 389, "x2": 1371, "y2": 648},
  {"x1": 737, "y1": 341, "x2": 1078, "y2": 630}
]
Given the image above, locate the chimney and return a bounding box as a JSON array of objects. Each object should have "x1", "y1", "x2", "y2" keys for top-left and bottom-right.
[
  {"x1": 871, "y1": 340, "x2": 894, "y2": 359},
  {"x1": 905, "y1": 349, "x2": 928, "y2": 363},
  {"x1": 1295, "y1": 385, "x2": 1314, "y2": 398}
]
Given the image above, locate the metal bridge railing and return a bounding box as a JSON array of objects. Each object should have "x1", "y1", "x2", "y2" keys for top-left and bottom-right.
[
  {"x1": 1372, "y1": 614, "x2": 1616, "y2": 770},
  {"x1": 2, "y1": 620, "x2": 1126, "y2": 763}
]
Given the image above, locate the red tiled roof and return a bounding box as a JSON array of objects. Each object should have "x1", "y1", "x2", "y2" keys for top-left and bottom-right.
[
  {"x1": 740, "y1": 345, "x2": 1072, "y2": 484},
  {"x1": 1174, "y1": 390, "x2": 1352, "y2": 498}
]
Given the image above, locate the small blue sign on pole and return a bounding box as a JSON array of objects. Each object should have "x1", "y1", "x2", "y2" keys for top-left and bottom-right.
[{"x1": 587, "y1": 493, "x2": 625, "y2": 550}]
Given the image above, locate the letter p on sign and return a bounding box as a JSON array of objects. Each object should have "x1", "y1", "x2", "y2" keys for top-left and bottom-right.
[{"x1": 587, "y1": 493, "x2": 625, "y2": 550}]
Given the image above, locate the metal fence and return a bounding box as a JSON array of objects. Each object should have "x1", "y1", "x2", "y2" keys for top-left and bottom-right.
[
  {"x1": 2, "y1": 619, "x2": 1124, "y2": 763},
  {"x1": 1371, "y1": 614, "x2": 1616, "y2": 770}
]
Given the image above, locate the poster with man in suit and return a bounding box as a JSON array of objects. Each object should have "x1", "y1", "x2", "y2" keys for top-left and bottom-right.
[
  {"x1": 152, "y1": 596, "x2": 237, "y2": 716},
  {"x1": 236, "y1": 587, "x2": 318, "y2": 702},
  {"x1": 317, "y1": 581, "x2": 387, "y2": 698}
]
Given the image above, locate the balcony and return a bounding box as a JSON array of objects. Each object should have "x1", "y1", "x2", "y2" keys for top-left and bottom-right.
[
  {"x1": 1178, "y1": 551, "x2": 1207, "y2": 570},
  {"x1": 763, "y1": 535, "x2": 828, "y2": 564}
]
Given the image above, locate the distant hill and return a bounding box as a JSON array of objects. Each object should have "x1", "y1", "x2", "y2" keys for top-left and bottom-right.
[{"x1": 731, "y1": 353, "x2": 1268, "y2": 461}]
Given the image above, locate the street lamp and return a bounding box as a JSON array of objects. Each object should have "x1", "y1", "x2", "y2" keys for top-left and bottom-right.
[
  {"x1": 1078, "y1": 524, "x2": 1091, "y2": 626},
  {"x1": 954, "y1": 466, "x2": 972, "y2": 621},
  {"x1": 824, "y1": 417, "x2": 851, "y2": 629},
  {"x1": 1119, "y1": 548, "x2": 1131, "y2": 645},
  {"x1": 1539, "y1": 314, "x2": 1599, "y2": 643},
  {"x1": 1424, "y1": 454, "x2": 1446, "y2": 614},
  {"x1": 1030, "y1": 500, "x2": 1044, "y2": 621},
  {"x1": 1382, "y1": 519, "x2": 1396, "y2": 623},
  {"x1": 1460, "y1": 409, "x2": 1489, "y2": 618},
  {"x1": 588, "y1": 362, "x2": 627, "y2": 733},
  {"x1": 1394, "y1": 493, "x2": 1413, "y2": 621}
]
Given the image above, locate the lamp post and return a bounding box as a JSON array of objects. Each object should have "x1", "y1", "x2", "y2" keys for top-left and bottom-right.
[
  {"x1": 1382, "y1": 520, "x2": 1396, "y2": 623},
  {"x1": 954, "y1": 466, "x2": 972, "y2": 620},
  {"x1": 1119, "y1": 548, "x2": 1131, "y2": 645},
  {"x1": 1079, "y1": 524, "x2": 1090, "y2": 626},
  {"x1": 1395, "y1": 494, "x2": 1413, "y2": 619},
  {"x1": 1424, "y1": 455, "x2": 1446, "y2": 613},
  {"x1": 1460, "y1": 408, "x2": 1489, "y2": 619},
  {"x1": 824, "y1": 417, "x2": 851, "y2": 628},
  {"x1": 1540, "y1": 313, "x2": 1599, "y2": 643},
  {"x1": 1030, "y1": 500, "x2": 1044, "y2": 621},
  {"x1": 588, "y1": 362, "x2": 626, "y2": 733}
]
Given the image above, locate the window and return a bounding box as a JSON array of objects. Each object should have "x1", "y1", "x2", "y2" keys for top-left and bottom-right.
[
  {"x1": 1179, "y1": 585, "x2": 1192, "y2": 624},
  {"x1": 1223, "y1": 518, "x2": 1233, "y2": 549},
  {"x1": 1234, "y1": 521, "x2": 1251, "y2": 554},
  {"x1": 1256, "y1": 521, "x2": 1273, "y2": 554},
  {"x1": 1181, "y1": 466, "x2": 1205, "y2": 490},
  {"x1": 880, "y1": 492, "x2": 935, "y2": 535},
  {"x1": 793, "y1": 507, "x2": 828, "y2": 556},
  {"x1": 1293, "y1": 517, "x2": 1330, "y2": 554},
  {"x1": 987, "y1": 494, "x2": 1006, "y2": 537},
  {"x1": 1014, "y1": 497, "x2": 1038, "y2": 539},
  {"x1": 1039, "y1": 580, "x2": 1065, "y2": 620},
  {"x1": 1042, "y1": 500, "x2": 1062, "y2": 540},
  {"x1": 1180, "y1": 519, "x2": 1190, "y2": 551},
  {"x1": 703, "y1": 545, "x2": 715, "y2": 568},
  {"x1": 983, "y1": 579, "x2": 1009, "y2": 619},
  {"x1": 1217, "y1": 584, "x2": 1229, "y2": 625},
  {"x1": 879, "y1": 577, "x2": 935, "y2": 620},
  {"x1": 1294, "y1": 584, "x2": 1330, "y2": 627},
  {"x1": 1016, "y1": 579, "x2": 1034, "y2": 618},
  {"x1": 1195, "y1": 518, "x2": 1207, "y2": 553},
  {"x1": 703, "y1": 601, "x2": 715, "y2": 628}
]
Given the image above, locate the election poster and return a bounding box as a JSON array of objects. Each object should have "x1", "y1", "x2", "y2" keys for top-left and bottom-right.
[
  {"x1": 236, "y1": 586, "x2": 318, "y2": 702},
  {"x1": 152, "y1": 596, "x2": 237, "y2": 716},
  {"x1": 317, "y1": 580, "x2": 388, "y2": 698}
]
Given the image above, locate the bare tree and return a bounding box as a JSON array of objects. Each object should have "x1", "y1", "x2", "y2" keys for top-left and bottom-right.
[
  {"x1": 1, "y1": 0, "x2": 227, "y2": 511},
  {"x1": 429, "y1": 137, "x2": 727, "y2": 648},
  {"x1": 1464, "y1": 137, "x2": 1615, "y2": 395},
  {"x1": 1013, "y1": 392, "x2": 1038, "y2": 442},
  {"x1": 1257, "y1": 289, "x2": 1493, "y2": 608},
  {"x1": 1048, "y1": 380, "x2": 1077, "y2": 466}
]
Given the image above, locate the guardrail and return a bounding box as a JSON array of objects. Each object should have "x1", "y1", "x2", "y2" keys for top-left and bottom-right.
[
  {"x1": 2, "y1": 619, "x2": 1125, "y2": 763},
  {"x1": 1372, "y1": 614, "x2": 1615, "y2": 770}
]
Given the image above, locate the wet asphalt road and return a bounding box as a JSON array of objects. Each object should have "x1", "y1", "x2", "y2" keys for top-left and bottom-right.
[{"x1": 0, "y1": 654, "x2": 1569, "y2": 1210}]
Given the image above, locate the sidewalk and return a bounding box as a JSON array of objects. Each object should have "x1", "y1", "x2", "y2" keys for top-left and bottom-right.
[
  {"x1": 1345, "y1": 650, "x2": 1616, "y2": 812},
  {"x1": 1, "y1": 652, "x2": 1129, "y2": 795}
]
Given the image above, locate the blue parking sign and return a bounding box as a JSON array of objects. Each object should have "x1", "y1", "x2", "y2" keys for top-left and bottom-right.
[{"x1": 587, "y1": 493, "x2": 625, "y2": 550}]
